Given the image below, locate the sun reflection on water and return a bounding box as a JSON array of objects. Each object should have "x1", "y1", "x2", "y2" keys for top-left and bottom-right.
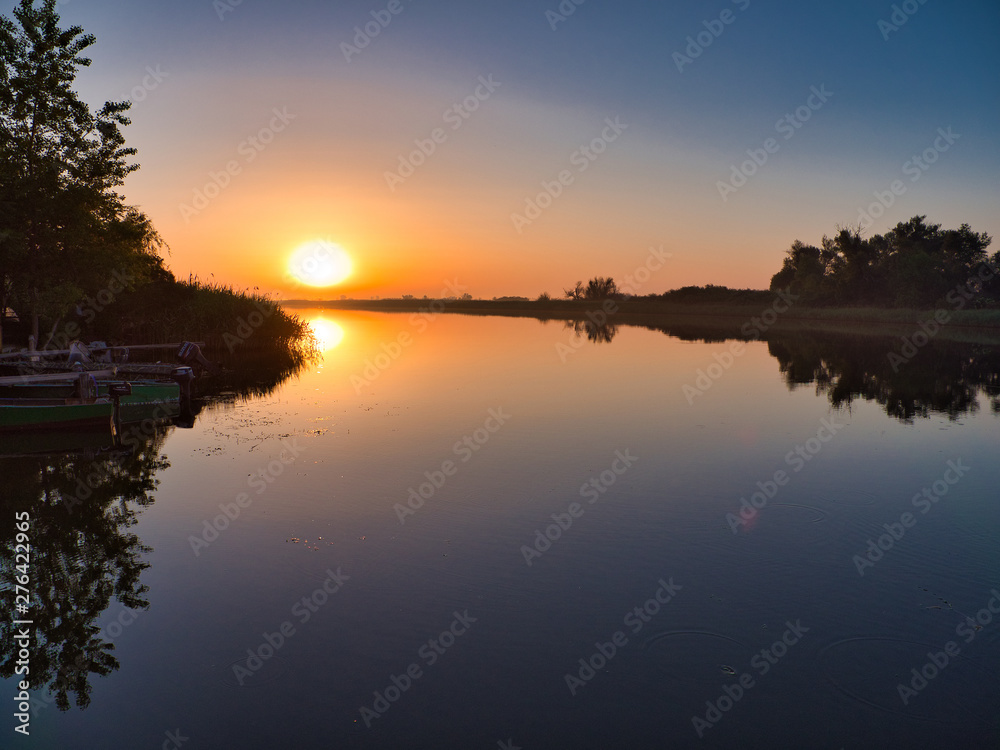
[{"x1": 308, "y1": 317, "x2": 345, "y2": 351}]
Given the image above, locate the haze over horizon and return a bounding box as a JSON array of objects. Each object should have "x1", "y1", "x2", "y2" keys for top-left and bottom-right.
[{"x1": 60, "y1": 0, "x2": 1000, "y2": 299}]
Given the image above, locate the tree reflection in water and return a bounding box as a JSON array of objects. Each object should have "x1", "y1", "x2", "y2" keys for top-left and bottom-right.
[
  {"x1": 0, "y1": 420, "x2": 170, "y2": 711},
  {"x1": 0, "y1": 346, "x2": 309, "y2": 712},
  {"x1": 766, "y1": 333, "x2": 1000, "y2": 422},
  {"x1": 580, "y1": 314, "x2": 1000, "y2": 422},
  {"x1": 565, "y1": 318, "x2": 619, "y2": 344}
]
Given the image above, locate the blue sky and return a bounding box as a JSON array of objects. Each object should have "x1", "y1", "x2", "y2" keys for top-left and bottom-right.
[{"x1": 47, "y1": 0, "x2": 1000, "y2": 295}]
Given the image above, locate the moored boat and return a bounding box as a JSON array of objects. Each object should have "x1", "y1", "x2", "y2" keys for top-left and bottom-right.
[
  {"x1": 0, "y1": 379, "x2": 181, "y2": 405},
  {"x1": 0, "y1": 396, "x2": 114, "y2": 431}
]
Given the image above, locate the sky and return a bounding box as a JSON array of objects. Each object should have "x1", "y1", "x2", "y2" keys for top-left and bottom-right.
[{"x1": 45, "y1": 0, "x2": 1000, "y2": 299}]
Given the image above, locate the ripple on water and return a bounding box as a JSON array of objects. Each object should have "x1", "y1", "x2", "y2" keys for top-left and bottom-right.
[
  {"x1": 639, "y1": 630, "x2": 755, "y2": 687},
  {"x1": 819, "y1": 635, "x2": 1000, "y2": 725},
  {"x1": 812, "y1": 490, "x2": 879, "y2": 508}
]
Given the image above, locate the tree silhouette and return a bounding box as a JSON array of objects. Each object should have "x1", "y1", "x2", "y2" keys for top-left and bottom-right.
[
  {"x1": 770, "y1": 216, "x2": 996, "y2": 308},
  {"x1": 0, "y1": 0, "x2": 166, "y2": 346},
  {"x1": 564, "y1": 280, "x2": 585, "y2": 300},
  {"x1": 584, "y1": 277, "x2": 618, "y2": 300}
]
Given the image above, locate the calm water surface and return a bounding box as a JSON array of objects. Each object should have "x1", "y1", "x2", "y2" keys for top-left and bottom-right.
[{"x1": 3, "y1": 310, "x2": 999, "y2": 749}]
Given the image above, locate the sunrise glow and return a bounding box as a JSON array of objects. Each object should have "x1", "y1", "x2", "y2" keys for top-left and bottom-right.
[{"x1": 287, "y1": 241, "x2": 353, "y2": 288}]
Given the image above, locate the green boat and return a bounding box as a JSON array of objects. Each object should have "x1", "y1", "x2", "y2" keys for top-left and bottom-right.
[
  {"x1": 0, "y1": 396, "x2": 115, "y2": 431},
  {"x1": 0, "y1": 370, "x2": 188, "y2": 430},
  {"x1": 0, "y1": 379, "x2": 180, "y2": 405}
]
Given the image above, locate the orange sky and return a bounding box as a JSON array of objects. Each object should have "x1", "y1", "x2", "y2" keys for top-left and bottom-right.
[{"x1": 66, "y1": 3, "x2": 998, "y2": 301}]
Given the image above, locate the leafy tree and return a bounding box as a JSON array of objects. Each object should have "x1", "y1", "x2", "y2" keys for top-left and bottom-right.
[
  {"x1": 770, "y1": 216, "x2": 995, "y2": 308},
  {"x1": 0, "y1": 0, "x2": 166, "y2": 348},
  {"x1": 770, "y1": 240, "x2": 826, "y2": 302},
  {"x1": 583, "y1": 276, "x2": 618, "y2": 299}
]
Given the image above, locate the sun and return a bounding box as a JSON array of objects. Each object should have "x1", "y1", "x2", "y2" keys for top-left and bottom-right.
[{"x1": 288, "y1": 240, "x2": 352, "y2": 287}]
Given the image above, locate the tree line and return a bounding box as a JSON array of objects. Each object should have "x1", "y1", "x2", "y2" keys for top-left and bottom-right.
[
  {"x1": 558, "y1": 216, "x2": 997, "y2": 311},
  {"x1": 769, "y1": 216, "x2": 997, "y2": 308}
]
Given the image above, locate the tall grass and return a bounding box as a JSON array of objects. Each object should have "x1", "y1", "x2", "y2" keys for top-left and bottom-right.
[{"x1": 93, "y1": 278, "x2": 316, "y2": 357}]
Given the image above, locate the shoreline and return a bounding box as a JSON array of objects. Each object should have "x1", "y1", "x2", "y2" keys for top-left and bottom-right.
[{"x1": 282, "y1": 298, "x2": 1000, "y2": 342}]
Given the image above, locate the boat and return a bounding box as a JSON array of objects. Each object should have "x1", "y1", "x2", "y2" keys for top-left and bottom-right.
[
  {"x1": 0, "y1": 367, "x2": 183, "y2": 430},
  {"x1": 0, "y1": 378, "x2": 182, "y2": 406},
  {"x1": 0, "y1": 395, "x2": 114, "y2": 431},
  {"x1": 0, "y1": 341, "x2": 199, "y2": 430}
]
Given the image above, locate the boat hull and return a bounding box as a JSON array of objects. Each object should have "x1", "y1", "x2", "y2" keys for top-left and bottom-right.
[{"x1": 0, "y1": 398, "x2": 115, "y2": 431}]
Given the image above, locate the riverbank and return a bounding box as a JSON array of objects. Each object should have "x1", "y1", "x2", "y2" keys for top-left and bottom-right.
[{"x1": 283, "y1": 297, "x2": 1000, "y2": 344}]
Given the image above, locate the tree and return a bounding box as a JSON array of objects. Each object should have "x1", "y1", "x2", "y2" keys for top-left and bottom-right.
[
  {"x1": 564, "y1": 280, "x2": 584, "y2": 300},
  {"x1": 770, "y1": 241, "x2": 826, "y2": 302},
  {"x1": 0, "y1": 0, "x2": 166, "y2": 348},
  {"x1": 770, "y1": 216, "x2": 994, "y2": 308},
  {"x1": 583, "y1": 276, "x2": 618, "y2": 300}
]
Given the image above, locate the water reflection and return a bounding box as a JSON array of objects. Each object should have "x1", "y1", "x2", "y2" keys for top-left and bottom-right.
[
  {"x1": 562, "y1": 313, "x2": 1000, "y2": 421},
  {"x1": 307, "y1": 317, "x2": 345, "y2": 351},
  {"x1": 0, "y1": 421, "x2": 170, "y2": 711},
  {"x1": 766, "y1": 332, "x2": 1000, "y2": 421},
  {"x1": 0, "y1": 341, "x2": 312, "y2": 714},
  {"x1": 564, "y1": 319, "x2": 619, "y2": 344},
  {"x1": 198, "y1": 345, "x2": 315, "y2": 403}
]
